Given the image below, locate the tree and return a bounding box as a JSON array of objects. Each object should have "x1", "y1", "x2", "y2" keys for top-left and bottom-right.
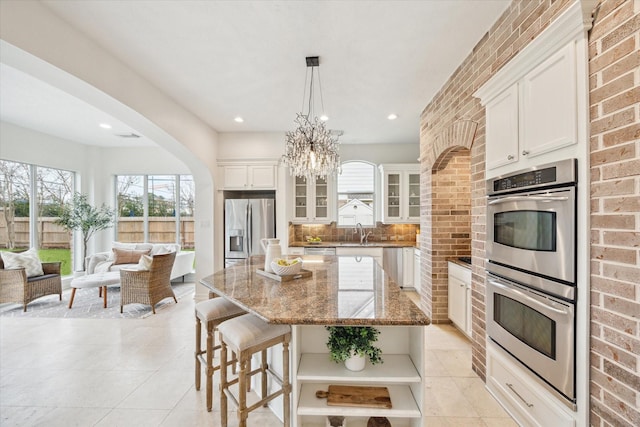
[{"x1": 54, "y1": 193, "x2": 115, "y2": 270}]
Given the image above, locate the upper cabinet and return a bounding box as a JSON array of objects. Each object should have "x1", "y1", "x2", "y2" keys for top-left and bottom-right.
[
  {"x1": 291, "y1": 175, "x2": 335, "y2": 224},
  {"x1": 475, "y1": 10, "x2": 588, "y2": 179},
  {"x1": 379, "y1": 164, "x2": 420, "y2": 224},
  {"x1": 219, "y1": 162, "x2": 277, "y2": 190}
]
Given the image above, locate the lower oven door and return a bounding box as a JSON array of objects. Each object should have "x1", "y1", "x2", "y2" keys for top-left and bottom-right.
[{"x1": 486, "y1": 273, "x2": 575, "y2": 402}]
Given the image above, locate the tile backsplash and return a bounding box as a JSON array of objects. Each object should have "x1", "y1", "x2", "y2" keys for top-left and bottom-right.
[{"x1": 289, "y1": 222, "x2": 418, "y2": 245}]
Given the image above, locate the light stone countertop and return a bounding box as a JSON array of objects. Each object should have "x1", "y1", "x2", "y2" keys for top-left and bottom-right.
[{"x1": 200, "y1": 255, "x2": 429, "y2": 326}]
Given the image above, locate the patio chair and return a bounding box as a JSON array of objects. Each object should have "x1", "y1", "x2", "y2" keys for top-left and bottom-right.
[
  {"x1": 119, "y1": 251, "x2": 177, "y2": 314},
  {"x1": 0, "y1": 253, "x2": 62, "y2": 312}
]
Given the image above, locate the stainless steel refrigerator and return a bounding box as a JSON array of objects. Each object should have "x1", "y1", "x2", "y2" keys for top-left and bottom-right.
[{"x1": 224, "y1": 197, "x2": 275, "y2": 267}]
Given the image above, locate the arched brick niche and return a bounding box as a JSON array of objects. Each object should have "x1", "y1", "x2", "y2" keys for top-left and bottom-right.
[{"x1": 418, "y1": 120, "x2": 477, "y2": 324}]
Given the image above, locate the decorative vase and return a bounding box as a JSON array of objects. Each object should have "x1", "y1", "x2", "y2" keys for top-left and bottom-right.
[
  {"x1": 261, "y1": 238, "x2": 281, "y2": 273},
  {"x1": 344, "y1": 352, "x2": 366, "y2": 371}
]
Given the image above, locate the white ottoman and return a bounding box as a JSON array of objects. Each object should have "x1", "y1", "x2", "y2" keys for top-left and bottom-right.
[{"x1": 69, "y1": 271, "x2": 121, "y2": 309}]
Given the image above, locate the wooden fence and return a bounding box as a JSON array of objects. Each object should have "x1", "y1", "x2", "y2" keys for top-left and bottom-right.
[{"x1": 0, "y1": 217, "x2": 195, "y2": 249}]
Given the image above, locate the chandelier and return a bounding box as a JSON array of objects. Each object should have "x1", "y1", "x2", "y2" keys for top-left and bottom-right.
[{"x1": 282, "y1": 56, "x2": 341, "y2": 180}]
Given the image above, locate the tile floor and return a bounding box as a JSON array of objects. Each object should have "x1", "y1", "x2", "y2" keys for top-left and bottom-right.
[{"x1": 0, "y1": 285, "x2": 517, "y2": 426}]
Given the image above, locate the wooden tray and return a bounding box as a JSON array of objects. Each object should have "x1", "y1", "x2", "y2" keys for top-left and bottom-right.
[
  {"x1": 315, "y1": 385, "x2": 392, "y2": 409},
  {"x1": 256, "y1": 268, "x2": 312, "y2": 282}
]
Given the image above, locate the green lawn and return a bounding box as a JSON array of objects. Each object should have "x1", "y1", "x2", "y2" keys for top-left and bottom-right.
[{"x1": 0, "y1": 248, "x2": 72, "y2": 276}]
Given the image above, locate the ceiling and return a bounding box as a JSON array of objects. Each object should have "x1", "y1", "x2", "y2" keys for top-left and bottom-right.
[{"x1": 0, "y1": 0, "x2": 510, "y2": 148}]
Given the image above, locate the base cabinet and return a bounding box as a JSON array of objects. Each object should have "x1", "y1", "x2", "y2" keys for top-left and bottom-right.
[
  {"x1": 291, "y1": 325, "x2": 425, "y2": 427},
  {"x1": 487, "y1": 340, "x2": 575, "y2": 427},
  {"x1": 335, "y1": 247, "x2": 383, "y2": 267},
  {"x1": 448, "y1": 262, "x2": 472, "y2": 337}
]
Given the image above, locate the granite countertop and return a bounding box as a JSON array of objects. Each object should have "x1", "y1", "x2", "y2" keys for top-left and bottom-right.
[
  {"x1": 290, "y1": 241, "x2": 418, "y2": 248},
  {"x1": 200, "y1": 255, "x2": 429, "y2": 326},
  {"x1": 448, "y1": 257, "x2": 472, "y2": 269}
]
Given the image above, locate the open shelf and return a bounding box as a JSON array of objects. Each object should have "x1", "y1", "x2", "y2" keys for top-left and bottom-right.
[
  {"x1": 297, "y1": 383, "x2": 421, "y2": 418},
  {"x1": 297, "y1": 353, "x2": 420, "y2": 383}
]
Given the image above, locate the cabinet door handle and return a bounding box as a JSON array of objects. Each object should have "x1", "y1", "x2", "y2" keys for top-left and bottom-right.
[
  {"x1": 522, "y1": 150, "x2": 529, "y2": 156},
  {"x1": 506, "y1": 383, "x2": 534, "y2": 408},
  {"x1": 507, "y1": 155, "x2": 514, "y2": 160}
]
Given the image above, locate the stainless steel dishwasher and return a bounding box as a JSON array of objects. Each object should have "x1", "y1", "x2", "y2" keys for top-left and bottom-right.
[
  {"x1": 382, "y1": 247, "x2": 403, "y2": 286},
  {"x1": 304, "y1": 247, "x2": 336, "y2": 256}
]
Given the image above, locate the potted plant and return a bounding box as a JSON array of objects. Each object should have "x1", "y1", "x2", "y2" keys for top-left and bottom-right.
[
  {"x1": 325, "y1": 326, "x2": 383, "y2": 371},
  {"x1": 55, "y1": 193, "x2": 115, "y2": 272}
]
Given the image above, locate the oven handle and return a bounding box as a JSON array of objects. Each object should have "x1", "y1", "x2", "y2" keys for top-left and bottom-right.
[
  {"x1": 488, "y1": 195, "x2": 569, "y2": 205},
  {"x1": 489, "y1": 277, "x2": 570, "y2": 316}
]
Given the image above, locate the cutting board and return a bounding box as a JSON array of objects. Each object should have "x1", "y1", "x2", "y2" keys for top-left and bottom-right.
[{"x1": 315, "y1": 385, "x2": 392, "y2": 409}]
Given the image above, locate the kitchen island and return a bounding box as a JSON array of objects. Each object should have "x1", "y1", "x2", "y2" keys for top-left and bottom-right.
[{"x1": 200, "y1": 255, "x2": 429, "y2": 427}]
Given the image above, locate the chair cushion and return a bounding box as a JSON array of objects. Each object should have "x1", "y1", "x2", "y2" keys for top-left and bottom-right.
[
  {"x1": 1, "y1": 248, "x2": 44, "y2": 277},
  {"x1": 136, "y1": 254, "x2": 153, "y2": 271},
  {"x1": 218, "y1": 313, "x2": 290, "y2": 351},
  {"x1": 112, "y1": 248, "x2": 151, "y2": 265},
  {"x1": 196, "y1": 298, "x2": 246, "y2": 322}
]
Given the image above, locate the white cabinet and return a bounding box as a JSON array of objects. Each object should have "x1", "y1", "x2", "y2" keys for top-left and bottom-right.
[
  {"x1": 413, "y1": 248, "x2": 421, "y2": 293},
  {"x1": 379, "y1": 164, "x2": 420, "y2": 224},
  {"x1": 288, "y1": 247, "x2": 305, "y2": 256},
  {"x1": 292, "y1": 325, "x2": 425, "y2": 427},
  {"x1": 520, "y1": 43, "x2": 577, "y2": 158},
  {"x1": 336, "y1": 246, "x2": 383, "y2": 267},
  {"x1": 485, "y1": 85, "x2": 519, "y2": 170},
  {"x1": 220, "y1": 163, "x2": 277, "y2": 190},
  {"x1": 291, "y1": 175, "x2": 334, "y2": 224},
  {"x1": 487, "y1": 340, "x2": 575, "y2": 427},
  {"x1": 479, "y1": 42, "x2": 579, "y2": 174},
  {"x1": 448, "y1": 261, "x2": 472, "y2": 337}
]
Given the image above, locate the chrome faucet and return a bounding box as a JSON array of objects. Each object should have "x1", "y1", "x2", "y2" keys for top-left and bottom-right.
[{"x1": 354, "y1": 223, "x2": 371, "y2": 244}]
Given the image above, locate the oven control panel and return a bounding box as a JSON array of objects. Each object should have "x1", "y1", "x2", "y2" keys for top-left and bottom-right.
[{"x1": 488, "y1": 159, "x2": 577, "y2": 195}]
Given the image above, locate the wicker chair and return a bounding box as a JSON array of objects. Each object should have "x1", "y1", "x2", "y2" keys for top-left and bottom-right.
[
  {"x1": 119, "y1": 251, "x2": 177, "y2": 314},
  {"x1": 0, "y1": 255, "x2": 62, "y2": 312}
]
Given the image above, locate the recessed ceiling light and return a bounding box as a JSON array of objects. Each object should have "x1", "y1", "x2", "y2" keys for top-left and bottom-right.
[
  {"x1": 99, "y1": 123, "x2": 112, "y2": 129},
  {"x1": 320, "y1": 115, "x2": 329, "y2": 122},
  {"x1": 387, "y1": 114, "x2": 398, "y2": 120},
  {"x1": 234, "y1": 116, "x2": 244, "y2": 123}
]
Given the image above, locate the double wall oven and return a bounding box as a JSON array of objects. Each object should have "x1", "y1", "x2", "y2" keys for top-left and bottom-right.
[{"x1": 486, "y1": 159, "x2": 577, "y2": 409}]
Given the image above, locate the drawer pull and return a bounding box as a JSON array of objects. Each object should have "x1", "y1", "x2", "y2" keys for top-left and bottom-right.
[{"x1": 506, "y1": 382, "x2": 534, "y2": 408}]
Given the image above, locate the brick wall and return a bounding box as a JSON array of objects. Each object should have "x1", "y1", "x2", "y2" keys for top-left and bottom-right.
[
  {"x1": 588, "y1": 1, "x2": 639, "y2": 426},
  {"x1": 430, "y1": 149, "x2": 471, "y2": 323},
  {"x1": 420, "y1": 0, "x2": 576, "y2": 380}
]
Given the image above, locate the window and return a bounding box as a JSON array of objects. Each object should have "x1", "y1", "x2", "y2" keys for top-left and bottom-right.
[
  {"x1": 116, "y1": 174, "x2": 194, "y2": 248},
  {"x1": 0, "y1": 159, "x2": 74, "y2": 275},
  {"x1": 337, "y1": 161, "x2": 375, "y2": 227}
]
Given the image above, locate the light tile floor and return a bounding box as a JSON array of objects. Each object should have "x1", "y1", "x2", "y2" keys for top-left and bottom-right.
[{"x1": 0, "y1": 286, "x2": 517, "y2": 426}]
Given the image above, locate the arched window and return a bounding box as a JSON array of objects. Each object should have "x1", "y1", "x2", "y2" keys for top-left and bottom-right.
[{"x1": 337, "y1": 161, "x2": 375, "y2": 227}]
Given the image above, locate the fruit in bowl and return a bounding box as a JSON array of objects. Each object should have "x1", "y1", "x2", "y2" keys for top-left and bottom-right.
[
  {"x1": 271, "y1": 258, "x2": 303, "y2": 276},
  {"x1": 306, "y1": 236, "x2": 322, "y2": 244}
]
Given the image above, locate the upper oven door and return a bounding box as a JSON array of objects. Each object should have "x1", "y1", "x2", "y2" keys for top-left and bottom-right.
[{"x1": 487, "y1": 186, "x2": 575, "y2": 286}]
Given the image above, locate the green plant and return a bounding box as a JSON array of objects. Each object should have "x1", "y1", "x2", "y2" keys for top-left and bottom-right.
[
  {"x1": 325, "y1": 326, "x2": 383, "y2": 365},
  {"x1": 54, "y1": 193, "x2": 115, "y2": 270}
]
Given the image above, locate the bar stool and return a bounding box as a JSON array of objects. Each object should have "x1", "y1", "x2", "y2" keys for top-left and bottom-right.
[
  {"x1": 218, "y1": 313, "x2": 291, "y2": 427},
  {"x1": 195, "y1": 298, "x2": 245, "y2": 412}
]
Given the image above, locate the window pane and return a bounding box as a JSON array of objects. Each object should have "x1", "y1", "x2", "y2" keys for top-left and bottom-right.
[
  {"x1": 337, "y1": 162, "x2": 375, "y2": 227},
  {"x1": 0, "y1": 160, "x2": 31, "y2": 250},
  {"x1": 179, "y1": 175, "x2": 195, "y2": 249},
  {"x1": 37, "y1": 166, "x2": 73, "y2": 275},
  {"x1": 117, "y1": 175, "x2": 144, "y2": 243},
  {"x1": 148, "y1": 175, "x2": 176, "y2": 244}
]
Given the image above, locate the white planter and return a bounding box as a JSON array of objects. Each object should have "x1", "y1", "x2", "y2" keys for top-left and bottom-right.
[{"x1": 344, "y1": 353, "x2": 366, "y2": 371}]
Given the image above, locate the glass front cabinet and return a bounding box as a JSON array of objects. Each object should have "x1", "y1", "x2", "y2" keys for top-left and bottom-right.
[
  {"x1": 379, "y1": 164, "x2": 420, "y2": 224},
  {"x1": 291, "y1": 175, "x2": 335, "y2": 224}
]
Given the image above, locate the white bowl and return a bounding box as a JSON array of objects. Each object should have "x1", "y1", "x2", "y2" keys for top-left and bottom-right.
[{"x1": 271, "y1": 258, "x2": 303, "y2": 276}]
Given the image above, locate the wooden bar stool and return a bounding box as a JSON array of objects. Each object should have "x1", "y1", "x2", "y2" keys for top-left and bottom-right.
[
  {"x1": 195, "y1": 298, "x2": 245, "y2": 412},
  {"x1": 218, "y1": 313, "x2": 291, "y2": 427}
]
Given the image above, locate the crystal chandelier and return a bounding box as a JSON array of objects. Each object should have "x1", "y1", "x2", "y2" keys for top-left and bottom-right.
[{"x1": 282, "y1": 56, "x2": 341, "y2": 181}]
